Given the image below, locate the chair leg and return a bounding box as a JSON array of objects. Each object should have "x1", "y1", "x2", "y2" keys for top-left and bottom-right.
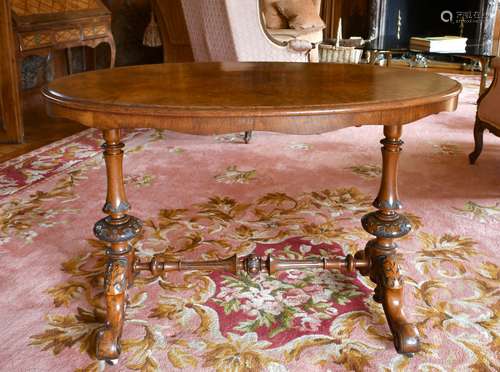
[
  {"x1": 469, "y1": 119, "x2": 485, "y2": 164},
  {"x1": 66, "y1": 48, "x2": 73, "y2": 75},
  {"x1": 243, "y1": 131, "x2": 252, "y2": 144}
]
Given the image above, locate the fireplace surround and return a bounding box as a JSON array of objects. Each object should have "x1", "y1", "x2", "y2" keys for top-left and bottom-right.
[{"x1": 368, "y1": 0, "x2": 498, "y2": 54}]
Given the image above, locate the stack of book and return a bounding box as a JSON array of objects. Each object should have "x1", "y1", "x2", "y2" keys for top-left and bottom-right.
[{"x1": 409, "y1": 36, "x2": 468, "y2": 53}]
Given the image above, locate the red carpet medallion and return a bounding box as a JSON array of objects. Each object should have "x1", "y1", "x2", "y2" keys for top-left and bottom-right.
[{"x1": 0, "y1": 75, "x2": 499, "y2": 371}]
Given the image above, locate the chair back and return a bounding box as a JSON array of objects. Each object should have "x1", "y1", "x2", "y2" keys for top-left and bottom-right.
[
  {"x1": 181, "y1": 0, "x2": 308, "y2": 62},
  {"x1": 478, "y1": 57, "x2": 500, "y2": 128},
  {"x1": 180, "y1": 0, "x2": 237, "y2": 61}
]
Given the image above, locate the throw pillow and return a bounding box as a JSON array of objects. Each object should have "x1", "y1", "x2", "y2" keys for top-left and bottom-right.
[
  {"x1": 276, "y1": 0, "x2": 325, "y2": 30},
  {"x1": 262, "y1": 0, "x2": 289, "y2": 29}
]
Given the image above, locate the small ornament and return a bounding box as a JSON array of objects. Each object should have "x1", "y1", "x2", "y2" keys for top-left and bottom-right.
[{"x1": 143, "y1": 10, "x2": 162, "y2": 47}]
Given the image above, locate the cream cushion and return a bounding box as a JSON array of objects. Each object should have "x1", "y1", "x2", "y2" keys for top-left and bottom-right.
[
  {"x1": 263, "y1": 0, "x2": 325, "y2": 31},
  {"x1": 267, "y1": 27, "x2": 323, "y2": 44},
  {"x1": 262, "y1": 0, "x2": 288, "y2": 29},
  {"x1": 275, "y1": 0, "x2": 325, "y2": 30}
]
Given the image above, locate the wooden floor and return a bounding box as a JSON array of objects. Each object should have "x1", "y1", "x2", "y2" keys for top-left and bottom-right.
[
  {"x1": 0, "y1": 65, "x2": 483, "y2": 164},
  {"x1": 0, "y1": 88, "x2": 86, "y2": 163}
]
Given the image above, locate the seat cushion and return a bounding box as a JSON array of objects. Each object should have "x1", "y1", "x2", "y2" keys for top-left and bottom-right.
[
  {"x1": 275, "y1": 0, "x2": 325, "y2": 30},
  {"x1": 267, "y1": 28, "x2": 323, "y2": 44}
]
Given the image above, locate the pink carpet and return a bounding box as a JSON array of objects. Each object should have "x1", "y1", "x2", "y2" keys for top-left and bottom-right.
[{"x1": 0, "y1": 74, "x2": 499, "y2": 371}]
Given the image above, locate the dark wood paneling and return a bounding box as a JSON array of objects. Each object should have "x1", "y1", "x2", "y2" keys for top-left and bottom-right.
[
  {"x1": 151, "y1": 0, "x2": 194, "y2": 62},
  {"x1": 0, "y1": 0, "x2": 23, "y2": 143}
]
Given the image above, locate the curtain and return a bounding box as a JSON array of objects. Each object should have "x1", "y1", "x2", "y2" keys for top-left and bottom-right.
[{"x1": 321, "y1": 0, "x2": 340, "y2": 39}]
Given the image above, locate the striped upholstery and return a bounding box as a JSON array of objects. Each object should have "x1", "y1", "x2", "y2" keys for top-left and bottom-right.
[{"x1": 180, "y1": 0, "x2": 316, "y2": 62}]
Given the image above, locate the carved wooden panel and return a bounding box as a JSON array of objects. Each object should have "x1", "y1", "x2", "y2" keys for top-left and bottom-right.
[
  {"x1": 7, "y1": 0, "x2": 115, "y2": 144},
  {"x1": 82, "y1": 23, "x2": 107, "y2": 39},
  {"x1": 10, "y1": 0, "x2": 100, "y2": 16},
  {"x1": 54, "y1": 28, "x2": 80, "y2": 42}
]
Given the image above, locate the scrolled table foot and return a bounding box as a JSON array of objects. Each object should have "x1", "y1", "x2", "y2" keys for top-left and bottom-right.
[
  {"x1": 377, "y1": 256, "x2": 421, "y2": 355},
  {"x1": 96, "y1": 327, "x2": 121, "y2": 361},
  {"x1": 391, "y1": 322, "x2": 420, "y2": 356},
  {"x1": 96, "y1": 257, "x2": 128, "y2": 361}
]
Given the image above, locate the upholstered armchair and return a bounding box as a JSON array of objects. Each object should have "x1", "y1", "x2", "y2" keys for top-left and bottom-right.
[
  {"x1": 149, "y1": 0, "x2": 324, "y2": 63},
  {"x1": 179, "y1": 0, "x2": 323, "y2": 63},
  {"x1": 469, "y1": 57, "x2": 500, "y2": 164},
  {"x1": 150, "y1": 0, "x2": 324, "y2": 144}
]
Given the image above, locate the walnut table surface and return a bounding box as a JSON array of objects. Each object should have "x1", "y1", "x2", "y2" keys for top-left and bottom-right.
[{"x1": 42, "y1": 62, "x2": 462, "y2": 364}]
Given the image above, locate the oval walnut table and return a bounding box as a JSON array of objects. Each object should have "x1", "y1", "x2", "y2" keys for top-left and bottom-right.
[{"x1": 43, "y1": 62, "x2": 461, "y2": 364}]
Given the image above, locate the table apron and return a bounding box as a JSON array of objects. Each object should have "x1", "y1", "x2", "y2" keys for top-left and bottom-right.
[{"x1": 47, "y1": 99, "x2": 458, "y2": 135}]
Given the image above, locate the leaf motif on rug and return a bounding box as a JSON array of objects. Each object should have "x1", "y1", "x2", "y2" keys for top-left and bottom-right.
[
  {"x1": 454, "y1": 201, "x2": 500, "y2": 223},
  {"x1": 0, "y1": 168, "x2": 89, "y2": 245},
  {"x1": 214, "y1": 166, "x2": 257, "y2": 184},
  {"x1": 26, "y1": 185, "x2": 499, "y2": 371},
  {"x1": 29, "y1": 187, "x2": 382, "y2": 369},
  {"x1": 432, "y1": 143, "x2": 464, "y2": 156},
  {"x1": 346, "y1": 164, "x2": 382, "y2": 180}
]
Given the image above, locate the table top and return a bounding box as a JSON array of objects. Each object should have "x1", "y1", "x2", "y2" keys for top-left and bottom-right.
[{"x1": 43, "y1": 62, "x2": 462, "y2": 135}]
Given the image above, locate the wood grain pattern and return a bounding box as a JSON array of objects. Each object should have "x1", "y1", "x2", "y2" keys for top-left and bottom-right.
[
  {"x1": 43, "y1": 62, "x2": 461, "y2": 134},
  {"x1": 11, "y1": 0, "x2": 100, "y2": 16}
]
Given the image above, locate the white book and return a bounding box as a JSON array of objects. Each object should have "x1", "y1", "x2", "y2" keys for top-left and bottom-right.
[
  {"x1": 410, "y1": 36, "x2": 467, "y2": 47},
  {"x1": 410, "y1": 36, "x2": 467, "y2": 53}
]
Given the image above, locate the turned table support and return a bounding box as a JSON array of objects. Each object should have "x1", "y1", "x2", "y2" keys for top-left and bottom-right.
[
  {"x1": 92, "y1": 126, "x2": 420, "y2": 362},
  {"x1": 134, "y1": 253, "x2": 369, "y2": 277},
  {"x1": 94, "y1": 129, "x2": 142, "y2": 363},
  {"x1": 355, "y1": 125, "x2": 420, "y2": 355}
]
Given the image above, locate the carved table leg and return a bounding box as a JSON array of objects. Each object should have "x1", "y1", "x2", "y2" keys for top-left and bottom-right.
[
  {"x1": 94, "y1": 129, "x2": 142, "y2": 363},
  {"x1": 355, "y1": 125, "x2": 420, "y2": 355}
]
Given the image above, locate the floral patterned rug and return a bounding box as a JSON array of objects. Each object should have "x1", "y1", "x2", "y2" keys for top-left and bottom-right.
[{"x1": 0, "y1": 75, "x2": 499, "y2": 372}]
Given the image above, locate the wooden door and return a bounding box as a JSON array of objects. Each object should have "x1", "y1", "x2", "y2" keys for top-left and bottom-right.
[{"x1": 0, "y1": 0, "x2": 23, "y2": 143}]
